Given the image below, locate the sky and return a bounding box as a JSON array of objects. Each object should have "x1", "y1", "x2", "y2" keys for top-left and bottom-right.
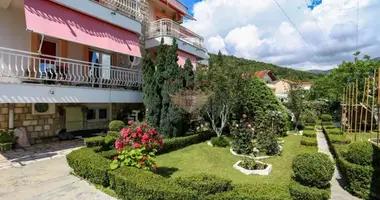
[{"x1": 182, "y1": 0, "x2": 380, "y2": 71}]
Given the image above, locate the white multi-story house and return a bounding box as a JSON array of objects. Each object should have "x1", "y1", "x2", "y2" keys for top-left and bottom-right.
[{"x1": 0, "y1": 0, "x2": 208, "y2": 144}]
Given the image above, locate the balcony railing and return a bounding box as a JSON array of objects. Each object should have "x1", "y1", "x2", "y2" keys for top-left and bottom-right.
[
  {"x1": 93, "y1": 0, "x2": 142, "y2": 21},
  {"x1": 0, "y1": 47, "x2": 142, "y2": 90},
  {"x1": 147, "y1": 19, "x2": 205, "y2": 50},
  {"x1": 167, "y1": 0, "x2": 188, "y2": 14}
]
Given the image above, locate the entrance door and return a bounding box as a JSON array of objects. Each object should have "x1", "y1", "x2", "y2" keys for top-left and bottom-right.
[{"x1": 65, "y1": 107, "x2": 83, "y2": 132}]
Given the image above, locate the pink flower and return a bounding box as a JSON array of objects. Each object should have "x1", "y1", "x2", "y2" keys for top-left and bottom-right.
[
  {"x1": 242, "y1": 114, "x2": 247, "y2": 119},
  {"x1": 136, "y1": 126, "x2": 142, "y2": 134},
  {"x1": 149, "y1": 128, "x2": 157, "y2": 136},
  {"x1": 120, "y1": 128, "x2": 131, "y2": 137},
  {"x1": 247, "y1": 124, "x2": 251, "y2": 128},
  {"x1": 132, "y1": 133, "x2": 137, "y2": 138},
  {"x1": 115, "y1": 140, "x2": 123, "y2": 151},
  {"x1": 133, "y1": 143, "x2": 140, "y2": 148},
  {"x1": 128, "y1": 120, "x2": 134, "y2": 125},
  {"x1": 142, "y1": 122, "x2": 148, "y2": 127},
  {"x1": 142, "y1": 133, "x2": 150, "y2": 141}
]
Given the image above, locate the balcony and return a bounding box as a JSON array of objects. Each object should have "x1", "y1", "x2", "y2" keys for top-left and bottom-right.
[
  {"x1": 0, "y1": 47, "x2": 142, "y2": 90},
  {"x1": 147, "y1": 19, "x2": 205, "y2": 50},
  {"x1": 93, "y1": 0, "x2": 142, "y2": 21}
]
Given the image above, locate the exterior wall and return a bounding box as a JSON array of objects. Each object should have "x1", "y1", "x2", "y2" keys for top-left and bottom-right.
[
  {"x1": 177, "y1": 50, "x2": 197, "y2": 68},
  {"x1": 274, "y1": 80, "x2": 291, "y2": 94},
  {"x1": 68, "y1": 42, "x2": 85, "y2": 61},
  {"x1": 263, "y1": 74, "x2": 273, "y2": 84}
]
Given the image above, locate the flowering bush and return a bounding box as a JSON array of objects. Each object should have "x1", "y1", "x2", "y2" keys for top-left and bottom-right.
[
  {"x1": 110, "y1": 121, "x2": 163, "y2": 171},
  {"x1": 231, "y1": 114, "x2": 255, "y2": 155}
]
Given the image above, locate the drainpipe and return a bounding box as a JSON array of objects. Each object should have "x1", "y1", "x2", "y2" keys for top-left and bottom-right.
[{"x1": 8, "y1": 103, "x2": 14, "y2": 129}]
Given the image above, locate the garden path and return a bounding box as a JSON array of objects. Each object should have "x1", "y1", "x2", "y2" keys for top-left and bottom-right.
[
  {"x1": 0, "y1": 156, "x2": 115, "y2": 200},
  {"x1": 316, "y1": 129, "x2": 360, "y2": 200}
]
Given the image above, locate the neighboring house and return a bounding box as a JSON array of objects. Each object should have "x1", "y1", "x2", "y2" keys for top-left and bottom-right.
[
  {"x1": 0, "y1": 0, "x2": 208, "y2": 144},
  {"x1": 254, "y1": 70, "x2": 277, "y2": 92}
]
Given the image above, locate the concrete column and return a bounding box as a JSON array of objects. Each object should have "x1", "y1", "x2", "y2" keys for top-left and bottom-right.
[{"x1": 8, "y1": 103, "x2": 14, "y2": 129}]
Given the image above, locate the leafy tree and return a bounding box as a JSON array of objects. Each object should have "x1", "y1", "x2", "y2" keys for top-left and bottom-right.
[{"x1": 285, "y1": 87, "x2": 309, "y2": 130}]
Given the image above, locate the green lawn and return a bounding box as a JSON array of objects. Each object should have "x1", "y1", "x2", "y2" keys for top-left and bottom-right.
[{"x1": 156, "y1": 134, "x2": 317, "y2": 187}]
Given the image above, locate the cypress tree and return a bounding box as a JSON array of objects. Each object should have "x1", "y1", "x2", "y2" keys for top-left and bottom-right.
[{"x1": 183, "y1": 58, "x2": 195, "y2": 89}]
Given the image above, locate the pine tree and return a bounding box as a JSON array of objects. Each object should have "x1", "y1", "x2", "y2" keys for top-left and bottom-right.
[
  {"x1": 160, "y1": 39, "x2": 185, "y2": 137},
  {"x1": 183, "y1": 58, "x2": 195, "y2": 89},
  {"x1": 142, "y1": 52, "x2": 161, "y2": 127}
]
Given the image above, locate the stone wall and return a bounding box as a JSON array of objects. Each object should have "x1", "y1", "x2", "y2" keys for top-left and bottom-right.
[{"x1": 0, "y1": 104, "x2": 9, "y2": 130}]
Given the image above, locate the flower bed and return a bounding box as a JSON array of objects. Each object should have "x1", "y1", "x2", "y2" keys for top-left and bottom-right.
[{"x1": 233, "y1": 159, "x2": 272, "y2": 175}]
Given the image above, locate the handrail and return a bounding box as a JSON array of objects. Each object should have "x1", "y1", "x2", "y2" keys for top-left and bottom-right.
[
  {"x1": 147, "y1": 19, "x2": 205, "y2": 49},
  {"x1": 0, "y1": 46, "x2": 142, "y2": 89},
  {"x1": 93, "y1": 0, "x2": 142, "y2": 21}
]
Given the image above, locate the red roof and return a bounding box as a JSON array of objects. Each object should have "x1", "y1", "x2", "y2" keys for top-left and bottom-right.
[{"x1": 254, "y1": 70, "x2": 271, "y2": 78}]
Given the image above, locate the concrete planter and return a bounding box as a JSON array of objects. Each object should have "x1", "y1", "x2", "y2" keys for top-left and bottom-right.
[
  {"x1": 233, "y1": 160, "x2": 272, "y2": 175},
  {"x1": 230, "y1": 148, "x2": 273, "y2": 160}
]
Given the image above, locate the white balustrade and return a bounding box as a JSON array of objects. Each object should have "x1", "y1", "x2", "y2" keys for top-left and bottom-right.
[
  {"x1": 95, "y1": 0, "x2": 142, "y2": 21},
  {"x1": 0, "y1": 46, "x2": 142, "y2": 89}
]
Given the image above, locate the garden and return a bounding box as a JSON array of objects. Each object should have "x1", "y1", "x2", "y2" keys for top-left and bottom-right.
[{"x1": 66, "y1": 41, "x2": 338, "y2": 200}]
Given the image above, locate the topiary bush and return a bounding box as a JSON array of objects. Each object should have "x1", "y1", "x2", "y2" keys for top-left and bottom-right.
[
  {"x1": 292, "y1": 153, "x2": 334, "y2": 189},
  {"x1": 300, "y1": 136, "x2": 317, "y2": 146},
  {"x1": 315, "y1": 120, "x2": 322, "y2": 125},
  {"x1": 84, "y1": 136, "x2": 105, "y2": 147},
  {"x1": 107, "y1": 131, "x2": 120, "y2": 138},
  {"x1": 320, "y1": 114, "x2": 332, "y2": 122},
  {"x1": 344, "y1": 142, "x2": 374, "y2": 166},
  {"x1": 326, "y1": 128, "x2": 342, "y2": 134},
  {"x1": 109, "y1": 120, "x2": 125, "y2": 131},
  {"x1": 175, "y1": 174, "x2": 232, "y2": 195},
  {"x1": 289, "y1": 180, "x2": 331, "y2": 200},
  {"x1": 103, "y1": 135, "x2": 116, "y2": 150},
  {"x1": 328, "y1": 135, "x2": 351, "y2": 145},
  {"x1": 303, "y1": 131, "x2": 316, "y2": 138},
  {"x1": 210, "y1": 136, "x2": 229, "y2": 147},
  {"x1": 304, "y1": 126, "x2": 315, "y2": 131}
]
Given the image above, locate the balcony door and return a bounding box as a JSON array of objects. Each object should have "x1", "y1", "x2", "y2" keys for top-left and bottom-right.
[
  {"x1": 40, "y1": 40, "x2": 57, "y2": 80},
  {"x1": 89, "y1": 50, "x2": 112, "y2": 88}
]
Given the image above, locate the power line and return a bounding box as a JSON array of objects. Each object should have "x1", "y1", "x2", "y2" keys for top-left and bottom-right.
[
  {"x1": 304, "y1": 0, "x2": 333, "y2": 55},
  {"x1": 273, "y1": 0, "x2": 319, "y2": 58}
]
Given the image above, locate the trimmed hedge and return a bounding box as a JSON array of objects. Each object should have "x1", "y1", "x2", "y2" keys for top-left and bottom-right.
[
  {"x1": 320, "y1": 114, "x2": 332, "y2": 122},
  {"x1": 289, "y1": 180, "x2": 330, "y2": 200},
  {"x1": 315, "y1": 120, "x2": 322, "y2": 125},
  {"x1": 210, "y1": 136, "x2": 230, "y2": 147},
  {"x1": 84, "y1": 136, "x2": 105, "y2": 147},
  {"x1": 321, "y1": 121, "x2": 334, "y2": 126},
  {"x1": 107, "y1": 131, "x2": 120, "y2": 138},
  {"x1": 157, "y1": 131, "x2": 215, "y2": 154},
  {"x1": 344, "y1": 142, "x2": 374, "y2": 166},
  {"x1": 66, "y1": 148, "x2": 110, "y2": 186},
  {"x1": 109, "y1": 167, "x2": 198, "y2": 200},
  {"x1": 300, "y1": 136, "x2": 318, "y2": 146},
  {"x1": 292, "y1": 153, "x2": 334, "y2": 189},
  {"x1": 98, "y1": 149, "x2": 119, "y2": 159},
  {"x1": 304, "y1": 126, "x2": 315, "y2": 131},
  {"x1": 303, "y1": 130, "x2": 316, "y2": 138},
  {"x1": 175, "y1": 173, "x2": 232, "y2": 195},
  {"x1": 328, "y1": 135, "x2": 351, "y2": 145},
  {"x1": 325, "y1": 128, "x2": 342, "y2": 134},
  {"x1": 109, "y1": 120, "x2": 125, "y2": 131}
]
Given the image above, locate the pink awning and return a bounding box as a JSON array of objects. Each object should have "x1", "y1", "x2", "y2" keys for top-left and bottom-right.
[
  {"x1": 24, "y1": 0, "x2": 141, "y2": 57},
  {"x1": 177, "y1": 50, "x2": 197, "y2": 68}
]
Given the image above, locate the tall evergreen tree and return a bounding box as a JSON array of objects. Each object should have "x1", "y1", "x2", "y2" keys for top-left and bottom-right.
[
  {"x1": 183, "y1": 58, "x2": 195, "y2": 89},
  {"x1": 160, "y1": 39, "x2": 185, "y2": 137},
  {"x1": 142, "y1": 53, "x2": 161, "y2": 127}
]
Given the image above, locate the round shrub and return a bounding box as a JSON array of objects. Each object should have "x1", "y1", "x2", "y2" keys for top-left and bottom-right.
[
  {"x1": 175, "y1": 173, "x2": 232, "y2": 195},
  {"x1": 344, "y1": 141, "x2": 373, "y2": 166},
  {"x1": 211, "y1": 136, "x2": 229, "y2": 147},
  {"x1": 109, "y1": 120, "x2": 125, "y2": 131},
  {"x1": 292, "y1": 153, "x2": 334, "y2": 188},
  {"x1": 320, "y1": 114, "x2": 332, "y2": 122},
  {"x1": 289, "y1": 180, "x2": 331, "y2": 200}
]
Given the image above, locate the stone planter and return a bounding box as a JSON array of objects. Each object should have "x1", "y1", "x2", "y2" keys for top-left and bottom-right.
[{"x1": 233, "y1": 160, "x2": 272, "y2": 175}]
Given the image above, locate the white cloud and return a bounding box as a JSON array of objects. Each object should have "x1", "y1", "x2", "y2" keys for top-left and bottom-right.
[{"x1": 184, "y1": 0, "x2": 380, "y2": 70}]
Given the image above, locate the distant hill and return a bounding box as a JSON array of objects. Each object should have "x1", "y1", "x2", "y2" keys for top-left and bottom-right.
[
  {"x1": 306, "y1": 69, "x2": 332, "y2": 74},
  {"x1": 371, "y1": 57, "x2": 380, "y2": 61},
  {"x1": 209, "y1": 54, "x2": 323, "y2": 82}
]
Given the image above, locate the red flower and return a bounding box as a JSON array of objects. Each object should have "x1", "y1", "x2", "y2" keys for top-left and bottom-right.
[
  {"x1": 132, "y1": 133, "x2": 137, "y2": 138},
  {"x1": 133, "y1": 143, "x2": 140, "y2": 148},
  {"x1": 120, "y1": 128, "x2": 131, "y2": 137},
  {"x1": 142, "y1": 155, "x2": 147, "y2": 160},
  {"x1": 128, "y1": 120, "x2": 134, "y2": 125},
  {"x1": 142, "y1": 133, "x2": 150, "y2": 141},
  {"x1": 123, "y1": 137, "x2": 130, "y2": 143},
  {"x1": 242, "y1": 114, "x2": 247, "y2": 119},
  {"x1": 115, "y1": 140, "x2": 123, "y2": 151},
  {"x1": 136, "y1": 126, "x2": 142, "y2": 134},
  {"x1": 138, "y1": 161, "x2": 144, "y2": 165},
  {"x1": 114, "y1": 156, "x2": 118, "y2": 160},
  {"x1": 142, "y1": 122, "x2": 148, "y2": 127}
]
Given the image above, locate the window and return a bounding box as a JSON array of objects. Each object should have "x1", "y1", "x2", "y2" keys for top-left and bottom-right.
[
  {"x1": 87, "y1": 109, "x2": 96, "y2": 120},
  {"x1": 86, "y1": 108, "x2": 109, "y2": 121},
  {"x1": 99, "y1": 109, "x2": 108, "y2": 119}
]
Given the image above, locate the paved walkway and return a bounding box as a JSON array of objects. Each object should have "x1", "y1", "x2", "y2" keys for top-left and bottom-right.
[
  {"x1": 0, "y1": 156, "x2": 115, "y2": 200},
  {"x1": 316, "y1": 129, "x2": 360, "y2": 200}
]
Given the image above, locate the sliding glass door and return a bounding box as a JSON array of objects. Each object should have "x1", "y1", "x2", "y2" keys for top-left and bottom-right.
[{"x1": 89, "y1": 50, "x2": 112, "y2": 88}]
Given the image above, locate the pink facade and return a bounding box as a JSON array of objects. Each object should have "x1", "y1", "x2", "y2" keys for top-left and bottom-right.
[
  {"x1": 24, "y1": 0, "x2": 141, "y2": 57},
  {"x1": 177, "y1": 50, "x2": 197, "y2": 68}
]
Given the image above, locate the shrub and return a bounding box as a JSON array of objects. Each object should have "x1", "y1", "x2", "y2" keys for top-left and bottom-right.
[
  {"x1": 289, "y1": 180, "x2": 330, "y2": 200},
  {"x1": 292, "y1": 153, "x2": 334, "y2": 188},
  {"x1": 66, "y1": 148, "x2": 110, "y2": 186},
  {"x1": 324, "y1": 125, "x2": 337, "y2": 130},
  {"x1": 84, "y1": 136, "x2": 104, "y2": 147},
  {"x1": 304, "y1": 126, "x2": 315, "y2": 131},
  {"x1": 303, "y1": 130, "x2": 316, "y2": 138},
  {"x1": 328, "y1": 135, "x2": 351, "y2": 145},
  {"x1": 315, "y1": 120, "x2": 322, "y2": 125},
  {"x1": 157, "y1": 131, "x2": 214, "y2": 155},
  {"x1": 0, "y1": 143, "x2": 12, "y2": 152},
  {"x1": 0, "y1": 130, "x2": 15, "y2": 143},
  {"x1": 175, "y1": 174, "x2": 232, "y2": 195},
  {"x1": 239, "y1": 158, "x2": 267, "y2": 170},
  {"x1": 107, "y1": 131, "x2": 120, "y2": 138},
  {"x1": 231, "y1": 117, "x2": 254, "y2": 155},
  {"x1": 295, "y1": 122, "x2": 305, "y2": 130},
  {"x1": 211, "y1": 136, "x2": 229, "y2": 147},
  {"x1": 109, "y1": 120, "x2": 125, "y2": 131},
  {"x1": 321, "y1": 121, "x2": 334, "y2": 126},
  {"x1": 344, "y1": 142, "x2": 373, "y2": 166},
  {"x1": 320, "y1": 114, "x2": 332, "y2": 122},
  {"x1": 326, "y1": 128, "x2": 342, "y2": 134},
  {"x1": 98, "y1": 149, "x2": 119, "y2": 159},
  {"x1": 108, "y1": 167, "x2": 197, "y2": 200},
  {"x1": 103, "y1": 135, "x2": 116, "y2": 150},
  {"x1": 300, "y1": 136, "x2": 317, "y2": 146}
]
